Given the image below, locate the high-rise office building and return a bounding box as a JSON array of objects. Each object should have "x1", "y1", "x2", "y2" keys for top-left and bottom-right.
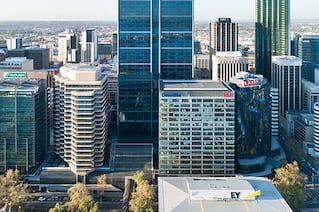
[
  {"x1": 159, "y1": 80, "x2": 235, "y2": 176},
  {"x1": 8, "y1": 48, "x2": 50, "y2": 69},
  {"x1": 6, "y1": 38, "x2": 23, "y2": 50},
  {"x1": 272, "y1": 56, "x2": 301, "y2": 117},
  {"x1": 255, "y1": 0, "x2": 290, "y2": 80},
  {"x1": 298, "y1": 35, "x2": 319, "y2": 82},
  {"x1": 212, "y1": 51, "x2": 249, "y2": 82},
  {"x1": 118, "y1": 0, "x2": 193, "y2": 143},
  {"x1": 291, "y1": 33, "x2": 301, "y2": 57},
  {"x1": 58, "y1": 32, "x2": 71, "y2": 64},
  {"x1": 209, "y1": 18, "x2": 238, "y2": 74},
  {"x1": 58, "y1": 31, "x2": 79, "y2": 64},
  {"x1": 53, "y1": 64, "x2": 107, "y2": 177},
  {"x1": 271, "y1": 88, "x2": 279, "y2": 137},
  {"x1": 313, "y1": 102, "x2": 319, "y2": 156},
  {"x1": 0, "y1": 79, "x2": 47, "y2": 174},
  {"x1": 81, "y1": 29, "x2": 97, "y2": 63},
  {"x1": 209, "y1": 18, "x2": 238, "y2": 55},
  {"x1": 229, "y1": 72, "x2": 271, "y2": 174},
  {"x1": 302, "y1": 79, "x2": 319, "y2": 114},
  {"x1": 112, "y1": 32, "x2": 117, "y2": 58}
]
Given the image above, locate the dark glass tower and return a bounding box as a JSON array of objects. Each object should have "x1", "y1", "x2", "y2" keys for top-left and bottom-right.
[
  {"x1": 255, "y1": 0, "x2": 290, "y2": 81},
  {"x1": 118, "y1": 0, "x2": 193, "y2": 143},
  {"x1": 299, "y1": 35, "x2": 319, "y2": 82},
  {"x1": 0, "y1": 79, "x2": 47, "y2": 174},
  {"x1": 229, "y1": 73, "x2": 271, "y2": 174}
]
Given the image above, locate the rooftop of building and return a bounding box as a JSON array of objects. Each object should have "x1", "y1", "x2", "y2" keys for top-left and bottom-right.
[
  {"x1": 230, "y1": 72, "x2": 268, "y2": 87},
  {"x1": 303, "y1": 79, "x2": 319, "y2": 91},
  {"x1": 2, "y1": 57, "x2": 28, "y2": 62},
  {"x1": 57, "y1": 63, "x2": 104, "y2": 82},
  {"x1": 272, "y1": 56, "x2": 302, "y2": 66},
  {"x1": 0, "y1": 78, "x2": 42, "y2": 92},
  {"x1": 158, "y1": 177, "x2": 292, "y2": 212},
  {"x1": 161, "y1": 80, "x2": 231, "y2": 91},
  {"x1": 160, "y1": 80, "x2": 234, "y2": 98},
  {"x1": 215, "y1": 51, "x2": 242, "y2": 57}
]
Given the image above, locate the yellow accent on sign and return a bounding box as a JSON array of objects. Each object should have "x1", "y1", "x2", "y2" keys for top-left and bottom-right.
[{"x1": 243, "y1": 190, "x2": 261, "y2": 199}]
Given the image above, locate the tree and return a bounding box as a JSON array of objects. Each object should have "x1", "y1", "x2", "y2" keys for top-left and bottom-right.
[
  {"x1": 66, "y1": 183, "x2": 90, "y2": 212},
  {"x1": 48, "y1": 203, "x2": 67, "y2": 212},
  {"x1": 129, "y1": 180, "x2": 154, "y2": 212},
  {"x1": 272, "y1": 161, "x2": 307, "y2": 211},
  {"x1": 49, "y1": 183, "x2": 99, "y2": 212},
  {"x1": 79, "y1": 195, "x2": 99, "y2": 212},
  {"x1": 97, "y1": 174, "x2": 107, "y2": 185},
  {"x1": 0, "y1": 169, "x2": 26, "y2": 208},
  {"x1": 133, "y1": 171, "x2": 145, "y2": 185}
]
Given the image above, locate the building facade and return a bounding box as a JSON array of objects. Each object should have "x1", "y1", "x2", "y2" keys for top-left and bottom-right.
[
  {"x1": 272, "y1": 56, "x2": 302, "y2": 117},
  {"x1": 8, "y1": 48, "x2": 50, "y2": 70},
  {"x1": 209, "y1": 18, "x2": 238, "y2": 55},
  {"x1": 229, "y1": 72, "x2": 271, "y2": 174},
  {"x1": 53, "y1": 64, "x2": 107, "y2": 177},
  {"x1": 81, "y1": 29, "x2": 98, "y2": 63},
  {"x1": 299, "y1": 35, "x2": 319, "y2": 82},
  {"x1": 159, "y1": 80, "x2": 235, "y2": 176},
  {"x1": 302, "y1": 79, "x2": 319, "y2": 114},
  {"x1": 313, "y1": 102, "x2": 319, "y2": 156},
  {"x1": 6, "y1": 38, "x2": 23, "y2": 50},
  {"x1": 271, "y1": 88, "x2": 279, "y2": 137},
  {"x1": 255, "y1": 0, "x2": 290, "y2": 81},
  {"x1": 58, "y1": 31, "x2": 79, "y2": 64},
  {"x1": 212, "y1": 51, "x2": 249, "y2": 82},
  {"x1": 118, "y1": 0, "x2": 193, "y2": 144},
  {"x1": 0, "y1": 79, "x2": 47, "y2": 174}
]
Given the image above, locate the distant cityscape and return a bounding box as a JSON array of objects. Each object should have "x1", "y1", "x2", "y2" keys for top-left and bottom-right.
[{"x1": 1, "y1": 0, "x2": 319, "y2": 211}]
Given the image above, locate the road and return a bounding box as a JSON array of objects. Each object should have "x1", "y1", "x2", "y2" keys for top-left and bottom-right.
[{"x1": 21, "y1": 190, "x2": 124, "y2": 211}]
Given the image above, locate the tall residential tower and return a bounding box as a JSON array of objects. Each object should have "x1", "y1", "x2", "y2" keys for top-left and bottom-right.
[{"x1": 255, "y1": 0, "x2": 290, "y2": 81}]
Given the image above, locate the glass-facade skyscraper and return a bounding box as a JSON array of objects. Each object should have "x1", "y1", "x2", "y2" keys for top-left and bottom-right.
[
  {"x1": 299, "y1": 35, "x2": 319, "y2": 82},
  {"x1": 0, "y1": 79, "x2": 47, "y2": 174},
  {"x1": 229, "y1": 72, "x2": 271, "y2": 174},
  {"x1": 118, "y1": 0, "x2": 193, "y2": 143},
  {"x1": 255, "y1": 0, "x2": 290, "y2": 81}
]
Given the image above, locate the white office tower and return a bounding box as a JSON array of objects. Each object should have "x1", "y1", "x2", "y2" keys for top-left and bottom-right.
[
  {"x1": 53, "y1": 64, "x2": 107, "y2": 177},
  {"x1": 40, "y1": 43, "x2": 56, "y2": 62},
  {"x1": 313, "y1": 102, "x2": 319, "y2": 156},
  {"x1": 271, "y1": 88, "x2": 279, "y2": 137},
  {"x1": 272, "y1": 56, "x2": 302, "y2": 117},
  {"x1": 159, "y1": 80, "x2": 235, "y2": 177},
  {"x1": 81, "y1": 29, "x2": 98, "y2": 63},
  {"x1": 6, "y1": 38, "x2": 23, "y2": 50},
  {"x1": 212, "y1": 51, "x2": 249, "y2": 81},
  {"x1": 58, "y1": 31, "x2": 79, "y2": 64},
  {"x1": 209, "y1": 18, "x2": 238, "y2": 55},
  {"x1": 302, "y1": 79, "x2": 319, "y2": 114},
  {"x1": 58, "y1": 32, "x2": 70, "y2": 64},
  {"x1": 194, "y1": 54, "x2": 210, "y2": 70}
]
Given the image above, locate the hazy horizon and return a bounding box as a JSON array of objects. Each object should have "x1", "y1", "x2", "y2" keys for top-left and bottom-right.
[{"x1": 0, "y1": 0, "x2": 317, "y2": 22}]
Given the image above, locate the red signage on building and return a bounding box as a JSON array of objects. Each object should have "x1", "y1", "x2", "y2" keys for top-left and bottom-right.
[
  {"x1": 223, "y1": 92, "x2": 233, "y2": 97},
  {"x1": 244, "y1": 79, "x2": 259, "y2": 87}
]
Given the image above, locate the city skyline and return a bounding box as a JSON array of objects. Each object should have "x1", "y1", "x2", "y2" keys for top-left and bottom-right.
[{"x1": 0, "y1": 0, "x2": 318, "y2": 22}]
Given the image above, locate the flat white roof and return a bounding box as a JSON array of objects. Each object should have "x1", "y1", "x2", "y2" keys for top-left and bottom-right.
[
  {"x1": 158, "y1": 177, "x2": 292, "y2": 212},
  {"x1": 272, "y1": 56, "x2": 302, "y2": 66},
  {"x1": 161, "y1": 80, "x2": 232, "y2": 91}
]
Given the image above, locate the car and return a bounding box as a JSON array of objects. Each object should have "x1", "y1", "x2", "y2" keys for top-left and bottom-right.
[{"x1": 38, "y1": 197, "x2": 46, "y2": 201}]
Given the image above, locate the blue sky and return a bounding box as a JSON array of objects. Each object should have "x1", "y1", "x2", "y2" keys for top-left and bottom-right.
[{"x1": 0, "y1": 0, "x2": 317, "y2": 21}]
